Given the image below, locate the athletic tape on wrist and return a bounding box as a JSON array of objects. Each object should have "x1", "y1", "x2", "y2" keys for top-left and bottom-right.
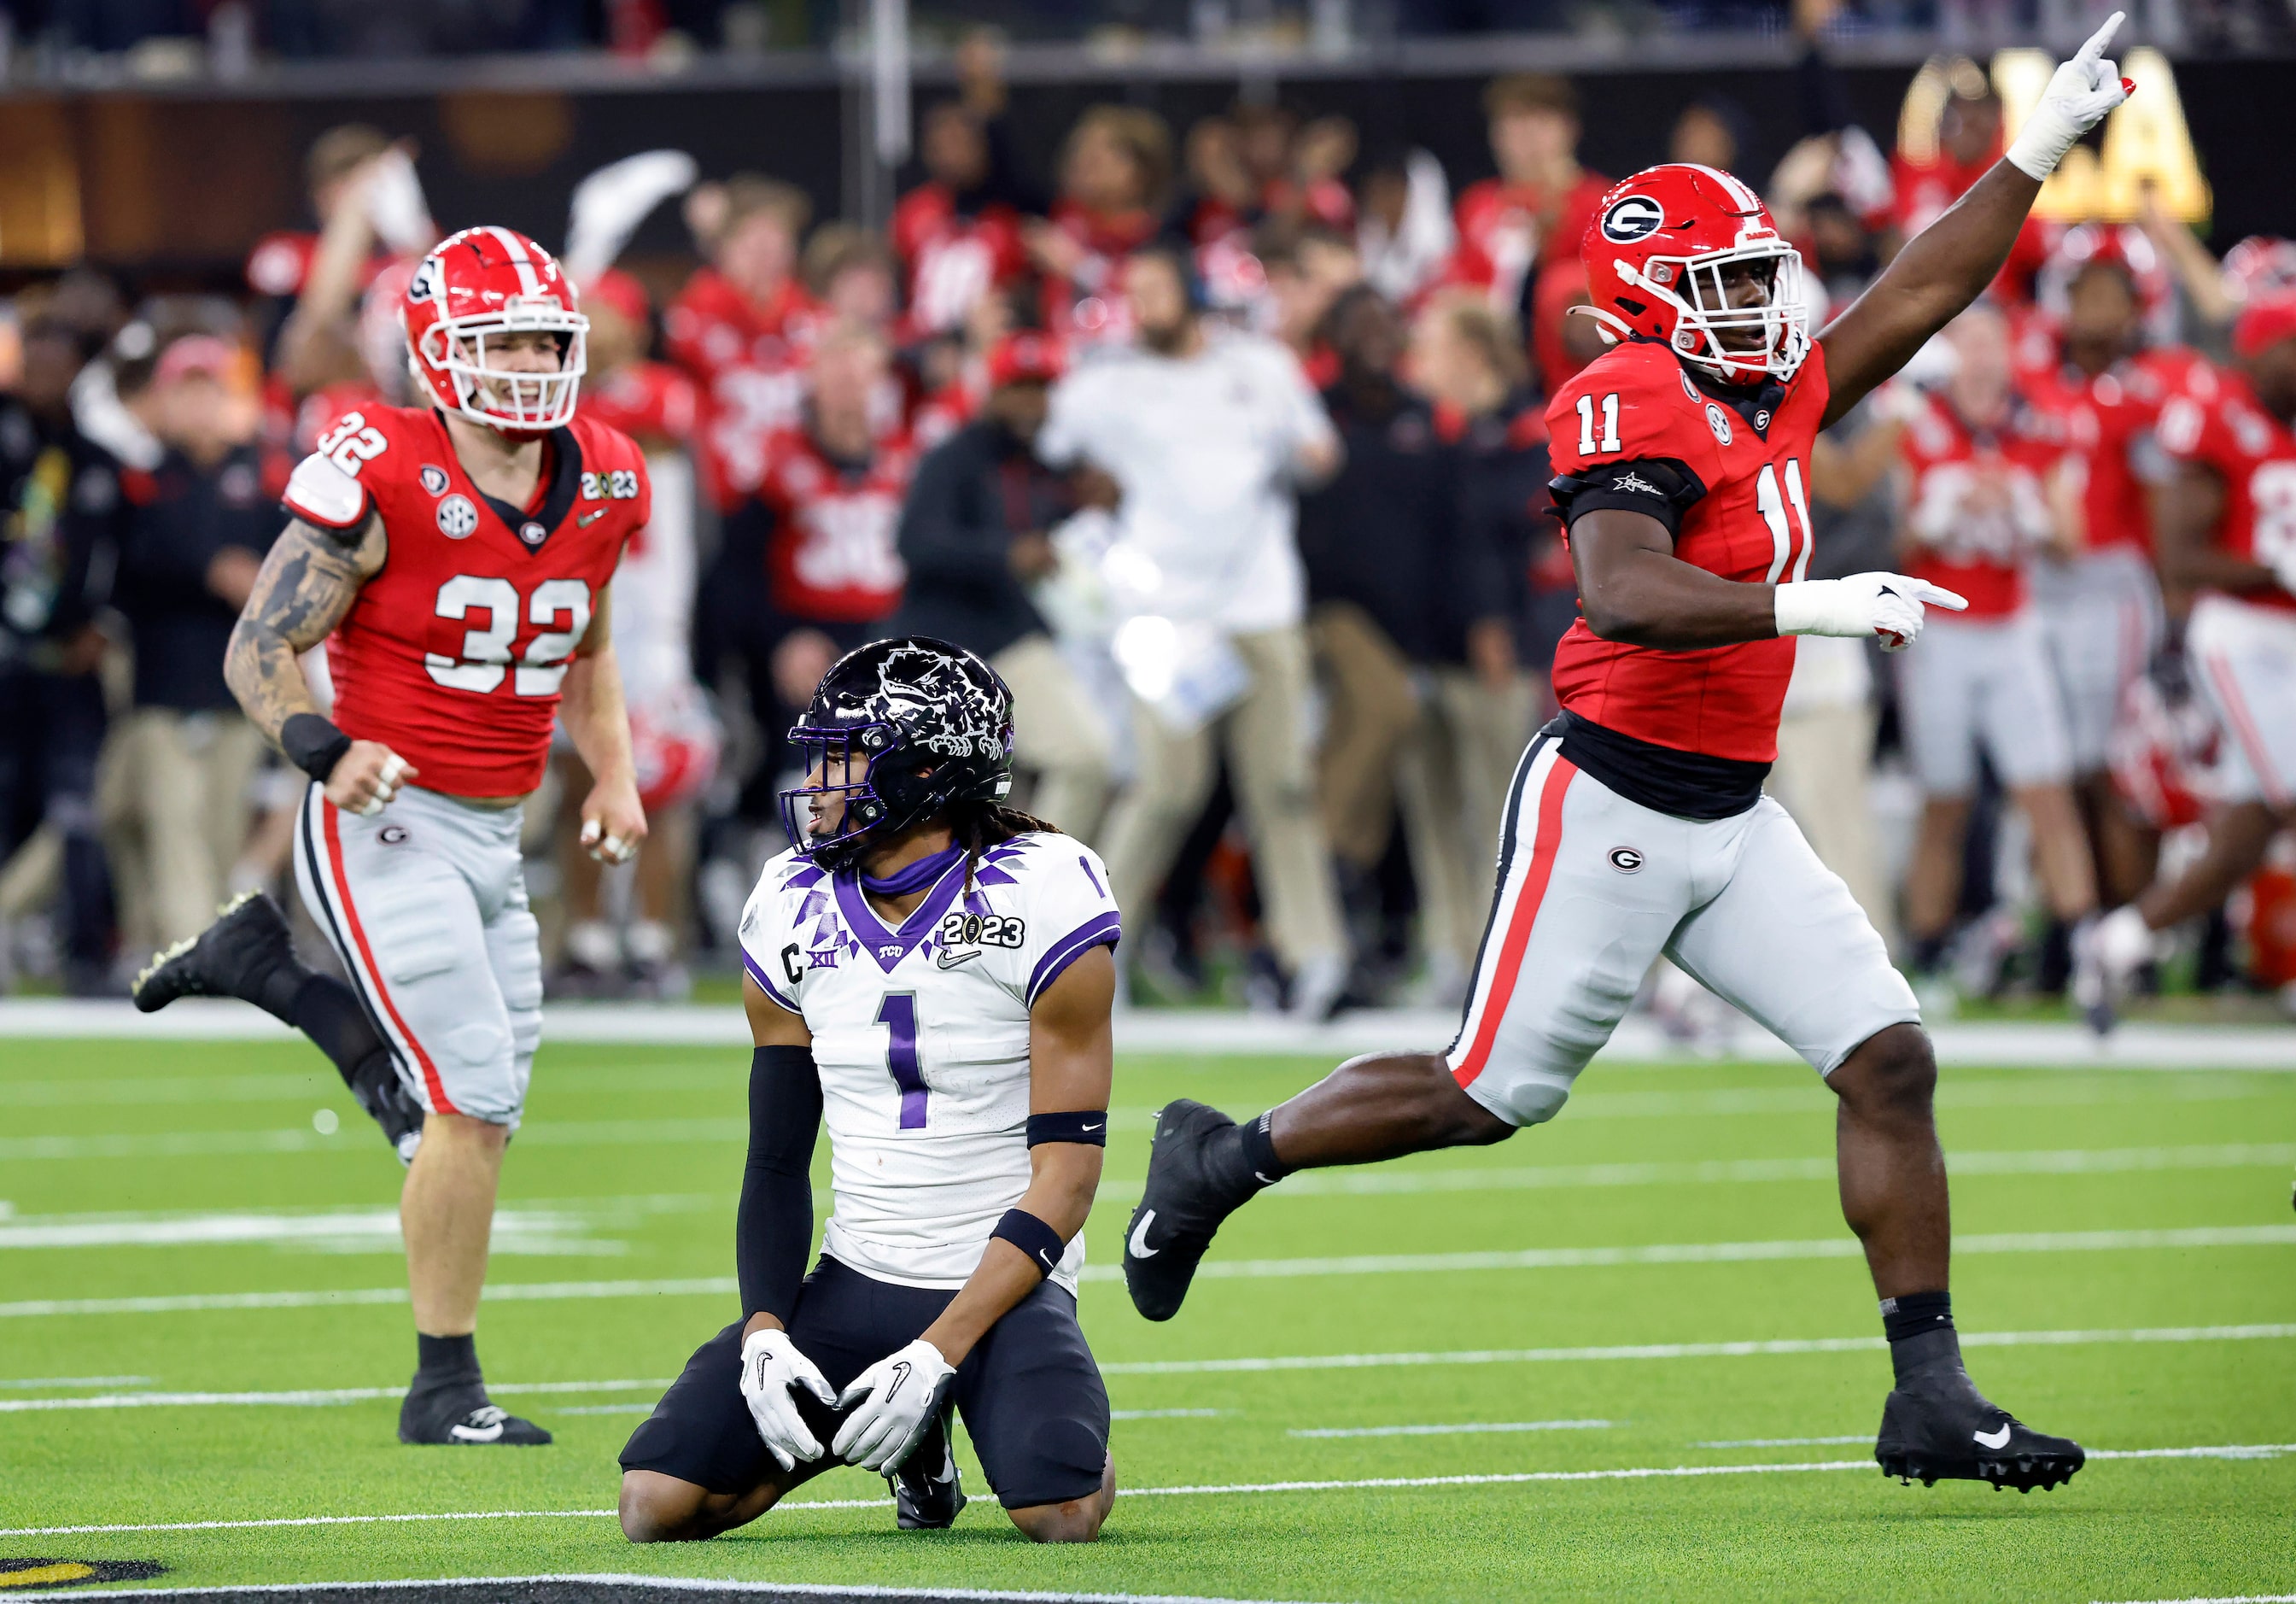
[
  {"x1": 1025, "y1": 1109, "x2": 1109, "y2": 1148},
  {"x1": 990, "y1": 1207, "x2": 1067, "y2": 1281},
  {"x1": 280, "y1": 712, "x2": 353, "y2": 785}
]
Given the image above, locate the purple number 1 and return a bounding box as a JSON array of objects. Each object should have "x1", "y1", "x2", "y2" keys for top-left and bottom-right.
[{"x1": 877, "y1": 993, "x2": 927, "y2": 1130}]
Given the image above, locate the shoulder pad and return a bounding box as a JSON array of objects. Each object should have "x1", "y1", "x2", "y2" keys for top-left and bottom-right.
[{"x1": 282, "y1": 453, "x2": 369, "y2": 533}]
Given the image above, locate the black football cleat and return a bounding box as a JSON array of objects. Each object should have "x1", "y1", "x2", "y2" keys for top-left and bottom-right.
[
  {"x1": 399, "y1": 1392, "x2": 552, "y2": 1447},
  {"x1": 1122, "y1": 1099, "x2": 1260, "y2": 1322},
  {"x1": 132, "y1": 890, "x2": 295, "y2": 1014},
  {"x1": 1876, "y1": 1360, "x2": 2083, "y2": 1492},
  {"x1": 891, "y1": 1419, "x2": 967, "y2": 1530}
]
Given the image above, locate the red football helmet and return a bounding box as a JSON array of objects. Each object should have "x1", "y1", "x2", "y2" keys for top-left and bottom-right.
[
  {"x1": 404, "y1": 226, "x2": 587, "y2": 435},
  {"x1": 1580, "y1": 164, "x2": 1809, "y2": 385}
]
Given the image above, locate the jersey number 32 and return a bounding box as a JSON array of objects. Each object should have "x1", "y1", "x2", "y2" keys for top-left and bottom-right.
[{"x1": 426, "y1": 576, "x2": 592, "y2": 696}]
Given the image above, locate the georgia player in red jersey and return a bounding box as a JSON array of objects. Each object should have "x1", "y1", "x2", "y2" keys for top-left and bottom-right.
[
  {"x1": 1120, "y1": 18, "x2": 2137, "y2": 1497},
  {"x1": 132, "y1": 225, "x2": 651, "y2": 1449},
  {"x1": 2081, "y1": 292, "x2": 2296, "y2": 1022}
]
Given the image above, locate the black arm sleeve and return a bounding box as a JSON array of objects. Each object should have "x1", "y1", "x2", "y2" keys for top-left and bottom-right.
[
  {"x1": 735, "y1": 1044, "x2": 823, "y2": 1323},
  {"x1": 1548, "y1": 457, "x2": 1709, "y2": 541}
]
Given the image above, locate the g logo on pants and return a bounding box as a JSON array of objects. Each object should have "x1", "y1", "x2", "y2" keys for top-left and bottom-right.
[{"x1": 1608, "y1": 846, "x2": 1645, "y2": 874}]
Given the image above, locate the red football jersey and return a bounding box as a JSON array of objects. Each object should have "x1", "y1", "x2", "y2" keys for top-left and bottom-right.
[
  {"x1": 1898, "y1": 390, "x2": 2069, "y2": 618},
  {"x1": 282, "y1": 406, "x2": 651, "y2": 798},
  {"x1": 581, "y1": 360, "x2": 698, "y2": 448},
  {"x1": 891, "y1": 183, "x2": 1029, "y2": 336},
  {"x1": 1037, "y1": 202, "x2": 1160, "y2": 349},
  {"x1": 756, "y1": 428, "x2": 912, "y2": 623},
  {"x1": 2042, "y1": 346, "x2": 2208, "y2": 556},
  {"x1": 663, "y1": 267, "x2": 818, "y2": 512},
  {"x1": 1546, "y1": 339, "x2": 1830, "y2": 764},
  {"x1": 2157, "y1": 368, "x2": 2296, "y2": 613},
  {"x1": 1448, "y1": 172, "x2": 1610, "y2": 307}
]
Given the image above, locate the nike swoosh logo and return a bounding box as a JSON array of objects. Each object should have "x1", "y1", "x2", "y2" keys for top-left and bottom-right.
[
  {"x1": 935, "y1": 947, "x2": 982, "y2": 969},
  {"x1": 884, "y1": 1361, "x2": 911, "y2": 1402},
  {"x1": 1973, "y1": 1423, "x2": 2012, "y2": 1449},
  {"x1": 1037, "y1": 1248, "x2": 1057, "y2": 1269},
  {"x1": 577, "y1": 509, "x2": 608, "y2": 528},
  {"x1": 449, "y1": 1420, "x2": 505, "y2": 1443},
  {"x1": 1128, "y1": 1210, "x2": 1160, "y2": 1259},
  {"x1": 1080, "y1": 1121, "x2": 1104, "y2": 1133}
]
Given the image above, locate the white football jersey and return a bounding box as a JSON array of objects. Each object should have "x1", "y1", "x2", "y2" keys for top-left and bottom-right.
[{"x1": 739, "y1": 832, "x2": 1121, "y2": 1295}]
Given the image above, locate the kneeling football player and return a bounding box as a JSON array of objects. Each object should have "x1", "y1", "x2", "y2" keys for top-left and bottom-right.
[{"x1": 619, "y1": 638, "x2": 1119, "y2": 1541}]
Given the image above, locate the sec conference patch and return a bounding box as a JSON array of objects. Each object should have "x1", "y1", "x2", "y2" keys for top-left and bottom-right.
[{"x1": 0, "y1": 1558, "x2": 167, "y2": 1589}]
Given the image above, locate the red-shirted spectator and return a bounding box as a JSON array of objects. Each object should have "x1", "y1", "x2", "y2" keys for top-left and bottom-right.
[
  {"x1": 243, "y1": 125, "x2": 396, "y2": 306},
  {"x1": 666, "y1": 175, "x2": 818, "y2": 512},
  {"x1": 698, "y1": 322, "x2": 913, "y2": 821},
  {"x1": 1890, "y1": 74, "x2": 2049, "y2": 301},
  {"x1": 2032, "y1": 254, "x2": 2207, "y2": 905},
  {"x1": 1027, "y1": 106, "x2": 1172, "y2": 349},
  {"x1": 894, "y1": 102, "x2": 1032, "y2": 338},
  {"x1": 1894, "y1": 305, "x2": 2097, "y2": 972},
  {"x1": 1449, "y1": 74, "x2": 1610, "y2": 322}
]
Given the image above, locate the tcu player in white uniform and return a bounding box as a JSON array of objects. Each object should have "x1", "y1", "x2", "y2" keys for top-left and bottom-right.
[{"x1": 620, "y1": 638, "x2": 1121, "y2": 1543}]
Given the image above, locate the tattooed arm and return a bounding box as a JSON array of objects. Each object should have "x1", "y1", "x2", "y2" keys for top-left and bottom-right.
[{"x1": 225, "y1": 514, "x2": 413, "y2": 811}]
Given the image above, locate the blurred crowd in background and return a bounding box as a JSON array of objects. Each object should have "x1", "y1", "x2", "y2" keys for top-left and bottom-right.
[{"x1": 4, "y1": 29, "x2": 2294, "y2": 1027}]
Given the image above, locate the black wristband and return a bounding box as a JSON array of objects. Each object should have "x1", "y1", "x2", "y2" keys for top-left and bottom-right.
[
  {"x1": 990, "y1": 1207, "x2": 1067, "y2": 1281},
  {"x1": 280, "y1": 712, "x2": 354, "y2": 785},
  {"x1": 1025, "y1": 1110, "x2": 1108, "y2": 1148}
]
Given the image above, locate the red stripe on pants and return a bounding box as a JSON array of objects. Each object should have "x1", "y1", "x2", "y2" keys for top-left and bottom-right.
[
  {"x1": 1452, "y1": 756, "x2": 1577, "y2": 1088},
  {"x1": 322, "y1": 799, "x2": 458, "y2": 1115}
]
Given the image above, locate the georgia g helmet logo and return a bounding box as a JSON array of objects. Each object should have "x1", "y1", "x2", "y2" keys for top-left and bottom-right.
[{"x1": 1601, "y1": 195, "x2": 1667, "y2": 243}]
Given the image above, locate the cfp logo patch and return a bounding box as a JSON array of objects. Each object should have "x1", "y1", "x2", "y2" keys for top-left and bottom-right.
[
  {"x1": 418, "y1": 464, "x2": 450, "y2": 496},
  {"x1": 436, "y1": 494, "x2": 478, "y2": 539},
  {"x1": 1600, "y1": 195, "x2": 1666, "y2": 243},
  {"x1": 1608, "y1": 846, "x2": 1645, "y2": 874},
  {"x1": 580, "y1": 469, "x2": 640, "y2": 501},
  {"x1": 936, "y1": 911, "x2": 1025, "y2": 950}
]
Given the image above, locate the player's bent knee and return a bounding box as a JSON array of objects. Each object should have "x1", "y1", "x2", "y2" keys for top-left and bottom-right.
[
  {"x1": 618, "y1": 1471, "x2": 705, "y2": 1543},
  {"x1": 1832, "y1": 1024, "x2": 1936, "y2": 1119},
  {"x1": 1008, "y1": 1502, "x2": 1105, "y2": 1543}
]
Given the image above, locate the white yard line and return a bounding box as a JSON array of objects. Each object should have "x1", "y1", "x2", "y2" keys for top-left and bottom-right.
[
  {"x1": 1288, "y1": 1420, "x2": 1612, "y2": 1438},
  {"x1": 7, "y1": 1226, "x2": 2290, "y2": 1320},
  {"x1": 1103, "y1": 1225, "x2": 2296, "y2": 1284},
  {"x1": 1097, "y1": 1323, "x2": 2296, "y2": 1375},
  {"x1": 1697, "y1": 1435, "x2": 1871, "y2": 1448},
  {"x1": 4, "y1": 997, "x2": 2293, "y2": 1068},
  {"x1": 6, "y1": 1443, "x2": 2292, "y2": 1541},
  {"x1": 3, "y1": 1326, "x2": 2289, "y2": 1413},
  {"x1": 0, "y1": 1379, "x2": 669, "y2": 1414}
]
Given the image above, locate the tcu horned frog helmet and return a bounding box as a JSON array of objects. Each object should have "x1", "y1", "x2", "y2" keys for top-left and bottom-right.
[
  {"x1": 780, "y1": 637, "x2": 1018, "y2": 870},
  {"x1": 1581, "y1": 163, "x2": 1810, "y2": 385},
  {"x1": 404, "y1": 226, "x2": 588, "y2": 434}
]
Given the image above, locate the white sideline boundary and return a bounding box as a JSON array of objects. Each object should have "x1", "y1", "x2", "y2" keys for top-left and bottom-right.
[
  {"x1": 3, "y1": 998, "x2": 2291, "y2": 1068},
  {"x1": 1, "y1": 1325, "x2": 2289, "y2": 1409},
  {"x1": 7, "y1": 1442, "x2": 2293, "y2": 1540}
]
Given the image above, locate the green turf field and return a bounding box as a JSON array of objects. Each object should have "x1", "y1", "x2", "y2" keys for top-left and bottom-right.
[{"x1": 3, "y1": 1033, "x2": 2293, "y2": 1601}]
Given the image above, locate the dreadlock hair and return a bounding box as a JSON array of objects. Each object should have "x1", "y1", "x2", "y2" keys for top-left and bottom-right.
[{"x1": 948, "y1": 800, "x2": 1063, "y2": 893}]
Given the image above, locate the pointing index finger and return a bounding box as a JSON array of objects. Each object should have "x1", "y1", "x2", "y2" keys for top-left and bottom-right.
[
  {"x1": 2075, "y1": 9, "x2": 2124, "y2": 63},
  {"x1": 1917, "y1": 581, "x2": 1970, "y2": 611}
]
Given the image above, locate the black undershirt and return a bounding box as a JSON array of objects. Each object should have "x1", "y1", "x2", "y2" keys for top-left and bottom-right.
[{"x1": 1553, "y1": 709, "x2": 1769, "y2": 821}]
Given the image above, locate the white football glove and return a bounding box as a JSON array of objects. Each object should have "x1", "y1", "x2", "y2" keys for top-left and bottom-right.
[
  {"x1": 1774, "y1": 573, "x2": 1968, "y2": 653},
  {"x1": 736, "y1": 1326, "x2": 838, "y2": 1472},
  {"x1": 833, "y1": 1337, "x2": 955, "y2": 1474},
  {"x1": 2005, "y1": 12, "x2": 2133, "y2": 181}
]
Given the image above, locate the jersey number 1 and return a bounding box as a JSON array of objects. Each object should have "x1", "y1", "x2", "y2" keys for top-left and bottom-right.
[
  {"x1": 1576, "y1": 392, "x2": 1621, "y2": 454},
  {"x1": 877, "y1": 994, "x2": 928, "y2": 1130}
]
